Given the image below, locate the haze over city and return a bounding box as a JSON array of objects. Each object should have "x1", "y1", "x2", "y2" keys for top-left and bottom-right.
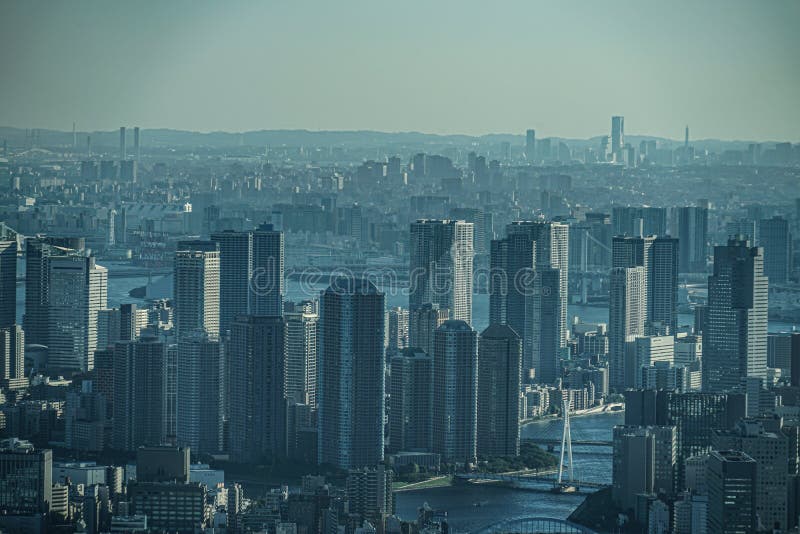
[
  {"x1": 2, "y1": 0, "x2": 799, "y2": 140},
  {"x1": 1, "y1": 2, "x2": 800, "y2": 534}
]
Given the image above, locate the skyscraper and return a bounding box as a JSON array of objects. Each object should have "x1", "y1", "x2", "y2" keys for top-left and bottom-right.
[
  {"x1": 433, "y1": 320, "x2": 478, "y2": 465},
  {"x1": 284, "y1": 307, "x2": 317, "y2": 406},
  {"x1": 133, "y1": 126, "x2": 140, "y2": 161},
  {"x1": 677, "y1": 206, "x2": 708, "y2": 273},
  {"x1": 525, "y1": 129, "x2": 536, "y2": 161},
  {"x1": 612, "y1": 425, "x2": 677, "y2": 512},
  {"x1": 210, "y1": 230, "x2": 252, "y2": 334},
  {"x1": 612, "y1": 236, "x2": 679, "y2": 335},
  {"x1": 47, "y1": 255, "x2": 108, "y2": 373},
  {"x1": 477, "y1": 325, "x2": 521, "y2": 458},
  {"x1": 228, "y1": 315, "x2": 287, "y2": 463},
  {"x1": 408, "y1": 303, "x2": 448, "y2": 356},
  {"x1": 409, "y1": 219, "x2": 474, "y2": 324},
  {"x1": 757, "y1": 216, "x2": 791, "y2": 284},
  {"x1": 97, "y1": 303, "x2": 148, "y2": 349},
  {"x1": 612, "y1": 206, "x2": 667, "y2": 238},
  {"x1": 611, "y1": 116, "x2": 624, "y2": 162},
  {"x1": 0, "y1": 238, "x2": 15, "y2": 329},
  {"x1": 385, "y1": 306, "x2": 409, "y2": 359},
  {"x1": 24, "y1": 237, "x2": 84, "y2": 347},
  {"x1": 251, "y1": 223, "x2": 284, "y2": 317},
  {"x1": 706, "y1": 450, "x2": 757, "y2": 534},
  {"x1": 704, "y1": 238, "x2": 768, "y2": 393},
  {"x1": 649, "y1": 237, "x2": 679, "y2": 334},
  {"x1": 119, "y1": 126, "x2": 126, "y2": 160},
  {"x1": 112, "y1": 337, "x2": 167, "y2": 451},
  {"x1": 389, "y1": 348, "x2": 433, "y2": 453},
  {"x1": 0, "y1": 325, "x2": 25, "y2": 390},
  {"x1": 506, "y1": 220, "x2": 569, "y2": 348},
  {"x1": 609, "y1": 266, "x2": 647, "y2": 390},
  {"x1": 177, "y1": 333, "x2": 223, "y2": 455},
  {"x1": 490, "y1": 230, "x2": 536, "y2": 374},
  {"x1": 533, "y1": 268, "x2": 562, "y2": 383},
  {"x1": 174, "y1": 241, "x2": 220, "y2": 340},
  {"x1": 0, "y1": 439, "x2": 52, "y2": 516},
  {"x1": 318, "y1": 278, "x2": 385, "y2": 469},
  {"x1": 712, "y1": 419, "x2": 789, "y2": 530}
]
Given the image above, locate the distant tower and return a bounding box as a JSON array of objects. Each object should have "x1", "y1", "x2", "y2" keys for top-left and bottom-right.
[
  {"x1": 525, "y1": 129, "x2": 536, "y2": 161},
  {"x1": 611, "y1": 116, "x2": 625, "y2": 162},
  {"x1": 72, "y1": 122, "x2": 77, "y2": 149},
  {"x1": 119, "y1": 127, "x2": 126, "y2": 160},
  {"x1": 134, "y1": 127, "x2": 140, "y2": 161},
  {"x1": 684, "y1": 125, "x2": 689, "y2": 149},
  {"x1": 87, "y1": 135, "x2": 92, "y2": 156}
]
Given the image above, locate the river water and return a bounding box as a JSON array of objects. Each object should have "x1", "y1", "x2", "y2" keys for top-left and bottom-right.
[{"x1": 393, "y1": 411, "x2": 623, "y2": 533}]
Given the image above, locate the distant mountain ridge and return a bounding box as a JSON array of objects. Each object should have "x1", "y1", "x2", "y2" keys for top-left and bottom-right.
[{"x1": 0, "y1": 125, "x2": 784, "y2": 152}]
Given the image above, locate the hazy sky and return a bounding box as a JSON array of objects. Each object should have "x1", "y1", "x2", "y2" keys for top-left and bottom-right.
[{"x1": 1, "y1": 0, "x2": 799, "y2": 140}]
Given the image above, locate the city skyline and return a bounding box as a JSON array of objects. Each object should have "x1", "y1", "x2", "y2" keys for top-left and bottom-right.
[{"x1": 1, "y1": 2, "x2": 799, "y2": 531}]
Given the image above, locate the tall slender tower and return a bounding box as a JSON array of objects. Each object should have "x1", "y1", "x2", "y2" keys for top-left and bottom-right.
[
  {"x1": 506, "y1": 221, "x2": 569, "y2": 348},
  {"x1": 0, "y1": 238, "x2": 16, "y2": 329},
  {"x1": 228, "y1": 315, "x2": 286, "y2": 463},
  {"x1": 677, "y1": 206, "x2": 708, "y2": 273},
  {"x1": 24, "y1": 237, "x2": 84, "y2": 347},
  {"x1": 408, "y1": 303, "x2": 448, "y2": 356},
  {"x1": 612, "y1": 235, "x2": 678, "y2": 335},
  {"x1": 251, "y1": 224, "x2": 284, "y2": 317},
  {"x1": 173, "y1": 241, "x2": 220, "y2": 340},
  {"x1": 133, "y1": 126, "x2": 140, "y2": 161},
  {"x1": 477, "y1": 324, "x2": 521, "y2": 457},
  {"x1": 119, "y1": 126, "x2": 126, "y2": 160},
  {"x1": 757, "y1": 216, "x2": 790, "y2": 284},
  {"x1": 210, "y1": 230, "x2": 252, "y2": 333},
  {"x1": 112, "y1": 337, "x2": 167, "y2": 451},
  {"x1": 176, "y1": 333, "x2": 223, "y2": 455},
  {"x1": 410, "y1": 219, "x2": 474, "y2": 324},
  {"x1": 433, "y1": 320, "x2": 478, "y2": 466},
  {"x1": 284, "y1": 307, "x2": 317, "y2": 406},
  {"x1": 611, "y1": 116, "x2": 625, "y2": 162},
  {"x1": 389, "y1": 348, "x2": 433, "y2": 453},
  {"x1": 47, "y1": 255, "x2": 108, "y2": 373},
  {"x1": 649, "y1": 237, "x2": 679, "y2": 334},
  {"x1": 609, "y1": 266, "x2": 647, "y2": 390},
  {"x1": 704, "y1": 238, "x2": 768, "y2": 393},
  {"x1": 489, "y1": 230, "x2": 536, "y2": 373},
  {"x1": 318, "y1": 277, "x2": 385, "y2": 469},
  {"x1": 525, "y1": 129, "x2": 536, "y2": 161}
]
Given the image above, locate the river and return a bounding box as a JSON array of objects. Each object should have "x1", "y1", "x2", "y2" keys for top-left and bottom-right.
[{"x1": 394, "y1": 411, "x2": 624, "y2": 533}]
